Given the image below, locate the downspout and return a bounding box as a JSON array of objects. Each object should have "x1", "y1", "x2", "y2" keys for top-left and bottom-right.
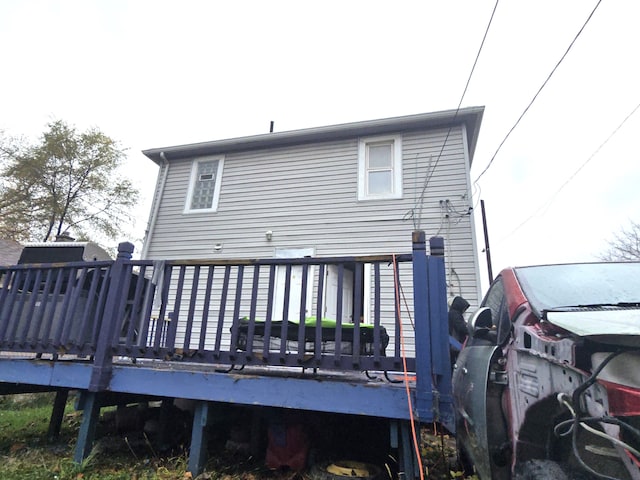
[{"x1": 140, "y1": 152, "x2": 169, "y2": 259}]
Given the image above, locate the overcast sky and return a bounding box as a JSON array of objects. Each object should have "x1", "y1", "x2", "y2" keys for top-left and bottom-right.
[{"x1": 1, "y1": 1, "x2": 639, "y2": 289}]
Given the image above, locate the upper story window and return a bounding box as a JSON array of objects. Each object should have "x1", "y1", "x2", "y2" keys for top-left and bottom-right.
[
  {"x1": 184, "y1": 156, "x2": 224, "y2": 213},
  {"x1": 357, "y1": 135, "x2": 402, "y2": 200}
]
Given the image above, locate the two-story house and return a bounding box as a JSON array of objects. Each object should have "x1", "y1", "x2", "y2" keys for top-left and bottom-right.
[{"x1": 140, "y1": 107, "x2": 484, "y2": 356}]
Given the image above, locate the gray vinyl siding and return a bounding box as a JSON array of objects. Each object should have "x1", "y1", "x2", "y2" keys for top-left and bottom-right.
[{"x1": 145, "y1": 125, "x2": 480, "y2": 355}]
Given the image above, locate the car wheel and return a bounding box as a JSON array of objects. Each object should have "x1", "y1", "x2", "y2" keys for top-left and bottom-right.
[
  {"x1": 308, "y1": 460, "x2": 383, "y2": 480},
  {"x1": 514, "y1": 460, "x2": 568, "y2": 480}
]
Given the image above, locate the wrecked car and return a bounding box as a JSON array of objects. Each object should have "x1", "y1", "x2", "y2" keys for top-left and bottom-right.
[{"x1": 452, "y1": 262, "x2": 640, "y2": 479}]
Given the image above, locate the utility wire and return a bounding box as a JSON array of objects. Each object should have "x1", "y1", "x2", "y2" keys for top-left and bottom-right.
[
  {"x1": 474, "y1": 0, "x2": 603, "y2": 184},
  {"x1": 500, "y1": 101, "x2": 640, "y2": 242},
  {"x1": 412, "y1": 0, "x2": 500, "y2": 229}
]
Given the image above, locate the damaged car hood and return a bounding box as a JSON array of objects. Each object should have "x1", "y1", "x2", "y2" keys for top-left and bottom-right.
[{"x1": 545, "y1": 309, "x2": 640, "y2": 337}]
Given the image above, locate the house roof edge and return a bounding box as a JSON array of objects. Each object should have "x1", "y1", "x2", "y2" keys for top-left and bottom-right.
[{"x1": 143, "y1": 106, "x2": 485, "y2": 164}]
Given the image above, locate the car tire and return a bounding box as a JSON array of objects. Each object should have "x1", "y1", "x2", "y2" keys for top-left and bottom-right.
[
  {"x1": 308, "y1": 461, "x2": 384, "y2": 480},
  {"x1": 514, "y1": 459, "x2": 569, "y2": 480}
]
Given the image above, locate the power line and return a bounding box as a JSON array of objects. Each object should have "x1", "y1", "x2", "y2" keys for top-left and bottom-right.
[
  {"x1": 474, "y1": 0, "x2": 603, "y2": 184},
  {"x1": 500, "y1": 101, "x2": 640, "y2": 242},
  {"x1": 411, "y1": 0, "x2": 500, "y2": 229}
]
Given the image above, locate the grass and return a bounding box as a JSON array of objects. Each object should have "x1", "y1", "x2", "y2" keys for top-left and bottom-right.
[
  {"x1": 0, "y1": 393, "x2": 472, "y2": 480},
  {"x1": 0, "y1": 393, "x2": 192, "y2": 480}
]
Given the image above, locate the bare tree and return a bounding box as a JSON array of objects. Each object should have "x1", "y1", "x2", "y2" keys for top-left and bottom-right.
[
  {"x1": 600, "y1": 221, "x2": 640, "y2": 261},
  {"x1": 0, "y1": 120, "x2": 139, "y2": 243}
]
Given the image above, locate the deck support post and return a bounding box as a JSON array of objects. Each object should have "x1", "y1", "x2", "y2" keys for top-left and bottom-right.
[
  {"x1": 390, "y1": 420, "x2": 418, "y2": 480},
  {"x1": 188, "y1": 400, "x2": 210, "y2": 476},
  {"x1": 157, "y1": 398, "x2": 174, "y2": 450},
  {"x1": 250, "y1": 408, "x2": 262, "y2": 456},
  {"x1": 74, "y1": 391, "x2": 101, "y2": 463},
  {"x1": 47, "y1": 389, "x2": 69, "y2": 441}
]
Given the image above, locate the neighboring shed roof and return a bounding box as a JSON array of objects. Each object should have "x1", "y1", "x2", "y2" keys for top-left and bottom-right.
[
  {"x1": 0, "y1": 239, "x2": 23, "y2": 265},
  {"x1": 142, "y1": 106, "x2": 484, "y2": 165}
]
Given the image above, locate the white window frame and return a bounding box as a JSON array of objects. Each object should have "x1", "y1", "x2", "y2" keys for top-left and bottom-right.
[
  {"x1": 357, "y1": 135, "x2": 402, "y2": 200},
  {"x1": 184, "y1": 156, "x2": 224, "y2": 213}
]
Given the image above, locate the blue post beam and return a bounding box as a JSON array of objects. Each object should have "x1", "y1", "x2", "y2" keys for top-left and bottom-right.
[
  {"x1": 188, "y1": 401, "x2": 210, "y2": 476},
  {"x1": 412, "y1": 231, "x2": 434, "y2": 421},
  {"x1": 400, "y1": 420, "x2": 417, "y2": 480},
  {"x1": 412, "y1": 232, "x2": 453, "y2": 425},
  {"x1": 88, "y1": 242, "x2": 134, "y2": 392},
  {"x1": 47, "y1": 389, "x2": 69, "y2": 441},
  {"x1": 74, "y1": 391, "x2": 101, "y2": 463},
  {"x1": 390, "y1": 420, "x2": 419, "y2": 480},
  {"x1": 427, "y1": 236, "x2": 454, "y2": 431}
]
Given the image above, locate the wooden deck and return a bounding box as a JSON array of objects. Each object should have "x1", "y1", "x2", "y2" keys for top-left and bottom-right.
[
  {"x1": 0, "y1": 353, "x2": 414, "y2": 417},
  {"x1": 0, "y1": 231, "x2": 453, "y2": 478}
]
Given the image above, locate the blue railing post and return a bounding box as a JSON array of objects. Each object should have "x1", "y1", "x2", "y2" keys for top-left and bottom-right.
[
  {"x1": 412, "y1": 232, "x2": 453, "y2": 427},
  {"x1": 88, "y1": 242, "x2": 134, "y2": 392},
  {"x1": 412, "y1": 230, "x2": 434, "y2": 420},
  {"x1": 427, "y1": 236, "x2": 454, "y2": 431}
]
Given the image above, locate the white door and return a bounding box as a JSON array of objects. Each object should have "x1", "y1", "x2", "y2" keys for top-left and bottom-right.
[
  {"x1": 272, "y1": 248, "x2": 314, "y2": 321},
  {"x1": 324, "y1": 265, "x2": 354, "y2": 323}
]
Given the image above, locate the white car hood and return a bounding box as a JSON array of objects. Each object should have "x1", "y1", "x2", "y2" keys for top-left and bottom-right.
[{"x1": 545, "y1": 309, "x2": 640, "y2": 337}]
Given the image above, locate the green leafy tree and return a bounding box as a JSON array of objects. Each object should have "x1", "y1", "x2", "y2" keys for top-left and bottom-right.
[
  {"x1": 601, "y1": 221, "x2": 640, "y2": 261},
  {"x1": 0, "y1": 120, "x2": 139, "y2": 243}
]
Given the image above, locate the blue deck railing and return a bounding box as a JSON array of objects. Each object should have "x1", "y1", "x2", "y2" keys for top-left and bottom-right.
[
  {"x1": 0, "y1": 260, "x2": 113, "y2": 356},
  {"x1": 0, "y1": 233, "x2": 452, "y2": 418},
  {"x1": 113, "y1": 255, "x2": 413, "y2": 372},
  {"x1": 0, "y1": 246, "x2": 417, "y2": 381}
]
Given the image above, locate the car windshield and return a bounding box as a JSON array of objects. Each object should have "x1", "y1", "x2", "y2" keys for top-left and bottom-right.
[{"x1": 514, "y1": 262, "x2": 640, "y2": 313}]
